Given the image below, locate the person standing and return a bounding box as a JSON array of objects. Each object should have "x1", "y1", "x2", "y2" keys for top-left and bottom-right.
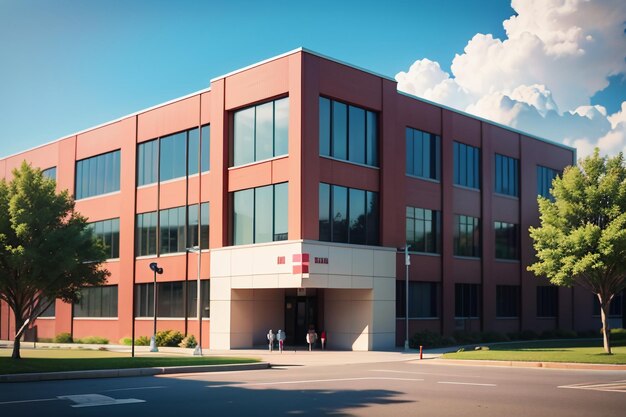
[
  {"x1": 267, "y1": 329, "x2": 275, "y2": 352},
  {"x1": 276, "y1": 329, "x2": 286, "y2": 353}
]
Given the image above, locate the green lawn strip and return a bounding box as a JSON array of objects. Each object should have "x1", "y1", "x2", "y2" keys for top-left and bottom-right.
[
  {"x1": 0, "y1": 350, "x2": 260, "y2": 375},
  {"x1": 442, "y1": 339, "x2": 626, "y2": 364}
]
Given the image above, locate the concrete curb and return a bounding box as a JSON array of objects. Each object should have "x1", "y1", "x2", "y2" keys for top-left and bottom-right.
[
  {"x1": 435, "y1": 359, "x2": 626, "y2": 371},
  {"x1": 0, "y1": 362, "x2": 270, "y2": 383}
]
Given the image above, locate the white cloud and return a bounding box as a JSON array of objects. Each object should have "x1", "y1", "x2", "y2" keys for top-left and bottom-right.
[{"x1": 396, "y1": 0, "x2": 626, "y2": 158}]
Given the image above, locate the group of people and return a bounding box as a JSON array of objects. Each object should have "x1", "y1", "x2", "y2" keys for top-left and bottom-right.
[{"x1": 267, "y1": 327, "x2": 326, "y2": 352}]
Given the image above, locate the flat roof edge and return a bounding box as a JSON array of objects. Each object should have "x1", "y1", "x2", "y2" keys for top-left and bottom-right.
[
  {"x1": 1, "y1": 86, "x2": 212, "y2": 161},
  {"x1": 397, "y1": 90, "x2": 577, "y2": 155}
]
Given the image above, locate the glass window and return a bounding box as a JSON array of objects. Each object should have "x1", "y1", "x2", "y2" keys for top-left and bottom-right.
[
  {"x1": 233, "y1": 183, "x2": 288, "y2": 245},
  {"x1": 320, "y1": 97, "x2": 379, "y2": 167},
  {"x1": 42, "y1": 167, "x2": 57, "y2": 181},
  {"x1": 349, "y1": 188, "x2": 366, "y2": 244},
  {"x1": 187, "y1": 280, "x2": 210, "y2": 318},
  {"x1": 160, "y1": 206, "x2": 186, "y2": 254},
  {"x1": 319, "y1": 183, "x2": 331, "y2": 241},
  {"x1": 88, "y1": 218, "x2": 120, "y2": 259},
  {"x1": 319, "y1": 97, "x2": 331, "y2": 156},
  {"x1": 494, "y1": 221, "x2": 519, "y2": 260},
  {"x1": 137, "y1": 140, "x2": 158, "y2": 186},
  {"x1": 406, "y1": 207, "x2": 441, "y2": 254},
  {"x1": 201, "y1": 124, "x2": 210, "y2": 172},
  {"x1": 200, "y1": 202, "x2": 209, "y2": 249},
  {"x1": 396, "y1": 281, "x2": 439, "y2": 318},
  {"x1": 319, "y1": 183, "x2": 379, "y2": 245},
  {"x1": 74, "y1": 285, "x2": 118, "y2": 317},
  {"x1": 188, "y1": 128, "x2": 200, "y2": 176},
  {"x1": 75, "y1": 150, "x2": 121, "y2": 199},
  {"x1": 453, "y1": 141, "x2": 480, "y2": 189},
  {"x1": 537, "y1": 286, "x2": 558, "y2": 317},
  {"x1": 273, "y1": 183, "x2": 288, "y2": 241},
  {"x1": 160, "y1": 132, "x2": 187, "y2": 182},
  {"x1": 348, "y1": 106, "x2": 366, "y2": 164},
  {"x1": 232, "y1": 98, "x2": 289, "y2": 167},
  {"x1": 454, "y1": 215, "x2": 481, "y2": 257},
  {"x1": 455, "y1": 283, "x2": 481, "y2": 318},
  {"x1": 537, "y1": 165, "x2": 559, "y2": 201},
  {"x1": 496, "y1": 285, "x2": 520, "y2": 317},
  {"x1": 136, "y1": 211, "x2": 157, "y2": 256},
  {"x1": 495, "y1": 154, "x2": 519, "y2": 196},
  {"x1": 187, "y1": 204, "x2": 199, "y2": 249},
  {"x1": 39, "y1": 297, "x2": 56, "y2": 317}
]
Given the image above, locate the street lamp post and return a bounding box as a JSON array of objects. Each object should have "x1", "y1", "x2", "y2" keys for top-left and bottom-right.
[
  {"x1": 187, "y1": 246, "x2": 202, "y2": 356},
  {"x1": 149, "y1": 262, "x2": 163, "y2": 352}
]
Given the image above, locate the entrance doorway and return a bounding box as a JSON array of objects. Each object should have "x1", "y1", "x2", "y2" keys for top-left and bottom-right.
[{"x1": 285, "y1": 296, "x2": 317, "y2": 346}]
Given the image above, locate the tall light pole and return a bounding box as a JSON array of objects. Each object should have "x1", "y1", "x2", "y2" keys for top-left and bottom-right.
[
  {"x1": 149, "y1": 262, "x2": 163, "y2": 352},
  {"x1": 398, "y1": 245, "x2": 411, "y2": 351},
  {"x1": 187, "y1": 245, "x2": 202, "y2": 356}
]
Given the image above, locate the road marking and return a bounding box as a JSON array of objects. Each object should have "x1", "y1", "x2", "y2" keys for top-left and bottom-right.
[
  {"x1": 0, "y1": 398, "x2": 58, "y2": 406},
  {"x1": 103, "y1": 386, "x2": 166, "y2": 392},
  {"x1": 58, "y1": 394, "x2": 145, "y2": 408},
  {"x1": 558, "y1": 381, "x2": 626, "y2": 393},
  {"x1": 437, "y1": 382, "x2": 496, "y2": 387},
  {"x1": 207, "y1": 377, "x2": 424, "y2": 388},
  {"x1": 369, "y1": 369, "x2": 483, "y2": 378}
]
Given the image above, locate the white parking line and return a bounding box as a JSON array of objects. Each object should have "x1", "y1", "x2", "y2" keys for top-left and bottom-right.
[
  {"x1": 207, "y1": 377, "x2": 425, "y2": 388},
  {"x1": 437, "y1": 382, "x2": 496, "y2": 387},
  {"x1": 369, "y1": 369, "x2": 483, "y2": 378},
  {"x1": 0, "y1": 398, "x2": 58, "y2": 406}
]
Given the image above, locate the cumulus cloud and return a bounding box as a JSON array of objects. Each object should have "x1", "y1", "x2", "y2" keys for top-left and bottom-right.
[{"x1": 396, "y1": 0, "x2": 626, "y2": 158}]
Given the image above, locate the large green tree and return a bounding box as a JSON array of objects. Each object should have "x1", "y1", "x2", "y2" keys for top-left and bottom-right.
[
  {"x1": 528, "y1": 150, "x2": 626, "y2": 354},
  {"x1": 0, "y1": 162, "x2": 109, "y2": 359}
]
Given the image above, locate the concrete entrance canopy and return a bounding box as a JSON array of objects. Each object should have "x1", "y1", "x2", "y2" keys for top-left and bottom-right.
[{"x1": 209, "y1": 240, "x2": 396, "y2": 351}]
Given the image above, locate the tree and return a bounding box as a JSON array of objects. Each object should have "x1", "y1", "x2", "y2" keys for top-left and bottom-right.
[
  {"x1": 0, "y1": 162, "x2": 109, "y2": 359},
  {"x1": 528, "y1": 150, "x2": 626, "y2": 354}
]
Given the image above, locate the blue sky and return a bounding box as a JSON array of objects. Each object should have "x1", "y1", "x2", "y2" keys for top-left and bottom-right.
[{"x1": 1, "y1": 0, "x2": 624, "y2": 158}]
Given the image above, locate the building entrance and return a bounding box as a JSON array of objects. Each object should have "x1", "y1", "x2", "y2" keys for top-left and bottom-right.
[{"x1": 284, "y1": 295, "x2": 317, "y2": 346}]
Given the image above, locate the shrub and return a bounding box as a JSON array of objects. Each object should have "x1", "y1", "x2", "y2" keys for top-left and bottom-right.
[
  {"x1": 37, "y1": 337, "x2": 53, "y2": 343},
  {"x1": 135, "y1": 336, "x2": 150, "y2": 346},
  {"x1": 119, "y1": 337, "x2": 132, "y2": 346},
  {"x1": 53, "y1": 332, "x2": 73, "y2": 343},
  {"x1": 179, "y1": 335, "x2": 198, "y2": 348},
  {"x1": 156, "y1": 330, "x2": 184, "y2": 347},
  {"x1": 76, "y1": 336, "x2": 109, "y2": 344},
  {"x1": 410, "y1": 330, "x2": 452, "y2": 349},
  {"x1": 610, "y1": 328, "x2": 626, "y2": 341}
]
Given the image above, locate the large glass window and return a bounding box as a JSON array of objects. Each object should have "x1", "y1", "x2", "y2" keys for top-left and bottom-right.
[
  {"x1": 135, "y1": 281, "x2": 209, "y2": 318},
  {"x1": 88, "y1": 218, "x2": 120, "y2": 259},
  {"x1": 201, "y1": 124, "x2": 210, "y2": 172},
  {"x1": 537, "y1": 286, "x2": 558, "y2": 318},
  {"x1": 454, "y1": 215, "x2": 481, "y2": 257},
  {"x1": 137, "y1": 140, "x2": 159, "y2": 186},
  {"x1": 495, "y1": 154, "x2": 519, "y2": 196},
  {"x1": 455, "y1": 283, "x2": 481, "y2": 318},
  {"x1": 187, "y1": 202, "x2": 210, "y2": 250},
  {"x1": 496, "y1": 285, "x2": 520, "y2": 318},
  {"x1": 319, "y1": 183, "x2": 379, "y2": 245},
  {"x1": 160, "y1": 132, "x2": 187, "y2": 182},
  {"x1": 39, "y1": 297, "x2": 56, "y2": 317},
  {"x1": 494, "y1": 221, "x2": 519, "y2": 260},
  {"x1": 233, "y1": 183, "x2": 288, "y2": 245},
  {"x1": 74, "y1": 285, "x2": 118, "y2": 317},
  {"x1": 396, "y1": 281, "x2": 439, "y2": 318},
  {"x1": 319, "y1": 97, "x2": 378, "y2": 166},
  {"x1": 76, "y1": 150, "x2": 121, "y2": 199},
  {"x1": 406, "y1": 207, "x2": 441, "y2": 254},
  {"x1": 406, "y1": 128, "x2": 440, "y2": 180},
  {"x1": 136, "y1": 211, "x2": 157, "y2": 256},
  {"x1": 42, "y1": 167, "x2": 57, "y2": 181},
  {"x1": 232, "y1": 97, "x2": 289, "y2": 166},
  {"x1": 537, "y1": 165, "x2": 559, "y2": 200},
  {"x1": 592, "y1": 292, "x2": 623, "y2": 317},
  {"x1": 160, "y1": 206, "x2": 186, "y2": 254},
  {"x1": 453, "y1": 142, "x2": 480, "y2": 189}
]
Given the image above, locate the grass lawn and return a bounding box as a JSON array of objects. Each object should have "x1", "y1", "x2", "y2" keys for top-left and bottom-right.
[
  {"x1": 0, "y1": 348, "x2": 260, "y2": 375},
  {"x1": 442, "y1": 339, "x2": 626, "y2": 364}
]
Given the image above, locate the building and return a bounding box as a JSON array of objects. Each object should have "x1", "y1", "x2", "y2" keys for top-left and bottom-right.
[{"x1": 0, "y1": 48, "x2": 619, "y2": 351}]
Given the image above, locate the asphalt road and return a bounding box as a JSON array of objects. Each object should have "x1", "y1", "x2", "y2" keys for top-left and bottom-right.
[{"x1": 1, "y1": 359, "x2": 625, "y2": 416}]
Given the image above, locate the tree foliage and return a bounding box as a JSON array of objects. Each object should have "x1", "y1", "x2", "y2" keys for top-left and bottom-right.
[
  {"x1": 528, "y1": 149, "x2": 626, "y2": 353},
  {"x1": 0, "y1": 162, "x2": 109, "y2": 358}
]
